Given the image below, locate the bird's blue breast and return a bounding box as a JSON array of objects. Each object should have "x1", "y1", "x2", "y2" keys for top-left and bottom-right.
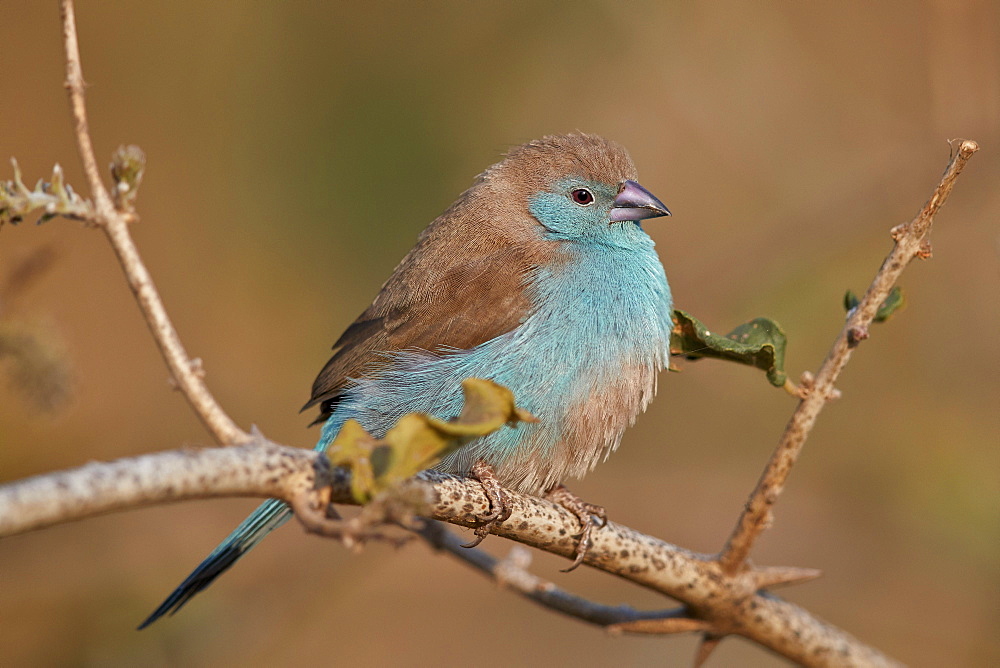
[{"x1": 317, "y1": 227, "x2": 672, "y2": 494}]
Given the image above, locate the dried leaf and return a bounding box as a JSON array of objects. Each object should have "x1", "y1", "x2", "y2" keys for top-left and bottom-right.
[
  {"x1": 326, "y1": 419, "x2": 380, "y2": 502},
  {"x1": 327, "y1": 378, "x2": 535, "y2": 503}
]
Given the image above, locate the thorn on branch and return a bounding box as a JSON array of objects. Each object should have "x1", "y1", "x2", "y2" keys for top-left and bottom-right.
[
  {"x1": 750, "y1": 565, "x2": 823, "y2": 589},
  {"x1": 167, "y1": 359, "x2": 205, "y2": 390},
  {"x1": 789, "y1": 370, "x2": 841, "y2": 401},
  {"x1": 694, "y1": 634, "x2": 724, "y2": 667}
]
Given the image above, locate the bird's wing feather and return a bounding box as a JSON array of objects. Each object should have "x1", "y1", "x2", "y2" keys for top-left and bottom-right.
[{"x1": 305, "y1": 220, "x2": 550, "y2": 422}]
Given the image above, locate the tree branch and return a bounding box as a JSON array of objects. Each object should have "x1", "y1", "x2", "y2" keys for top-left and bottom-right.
[
  {"x1": 718, "y1": 139, "x2": 980, "y2": 574},
  {"x1": 414, "y1": 471, "x2": 900, "y2": 666},
  {"x1": 0, "y1": 450, "x2": 901, "y2": 666},
  {"x1": 58, "y1": 0, "x2": 248, "y2": 446},
  {"x1": 417, "y1": 520, "x2": 691, "y2": 629},
  {"x1": 0, "y1": 436, "x2": 331, "y2": 536}
]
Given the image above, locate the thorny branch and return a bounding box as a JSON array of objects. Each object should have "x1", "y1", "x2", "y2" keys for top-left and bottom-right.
[
  {"x1": 0, "y1": 2, "x2": 978, "y2": 667},
  {"x1": 0, "y1": 455, "x2": 899, "y2": 667},
  {"x1": 718, "y1": 139, "x2": 980, "y2": 576},
  {"x1": 416, "y1": 520, "x2": 696, "y2": 630}
]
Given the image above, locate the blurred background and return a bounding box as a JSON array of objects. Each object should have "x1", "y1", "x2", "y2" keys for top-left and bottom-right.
[{"x1": 1, "y1": 2, "x2": 997, "y2": 666}]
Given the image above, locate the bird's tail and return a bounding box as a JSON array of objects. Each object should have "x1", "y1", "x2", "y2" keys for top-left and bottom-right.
[{"x1": 137, "y1": 498, "x2": 292, "y2": 629}]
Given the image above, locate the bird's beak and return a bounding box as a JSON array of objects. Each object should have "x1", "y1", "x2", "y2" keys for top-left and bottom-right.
[{"x1": 609, "y1": 180, "x2": 671, "y2": 222}]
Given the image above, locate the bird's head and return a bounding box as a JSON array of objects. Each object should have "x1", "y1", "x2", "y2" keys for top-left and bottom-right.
[{"x1": 479, "y1": 133, "x2": 670, "y2": 248}]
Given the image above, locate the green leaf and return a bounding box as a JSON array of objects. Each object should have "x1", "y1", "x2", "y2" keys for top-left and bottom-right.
[{"x1": 670, "y1": 309, "x2": 788, "y2": 387}]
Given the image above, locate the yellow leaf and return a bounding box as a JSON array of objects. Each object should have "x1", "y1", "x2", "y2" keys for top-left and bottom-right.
[
  {"x1": 327, "y1": 419, "x2": 379, "y2": 502},
  {"x1": 324, "y1": 378, "x2": 537, "y2": 503}
]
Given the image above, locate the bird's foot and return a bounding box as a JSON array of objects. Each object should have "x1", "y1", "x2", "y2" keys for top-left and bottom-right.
[
  {"x1": 462, "y1": 460, "x2": 512, "y2": 549},
  {"x1": 545, "y1": 484, "x2": 607, "y2": 572}
]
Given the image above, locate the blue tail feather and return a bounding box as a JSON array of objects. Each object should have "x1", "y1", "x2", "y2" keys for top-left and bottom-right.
[{"x1": 137, "y1": 498, "x2": 293, "y2": 629}]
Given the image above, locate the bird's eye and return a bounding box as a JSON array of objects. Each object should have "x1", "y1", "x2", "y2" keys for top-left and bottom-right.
[{"x1": 570, "y1": 188, "x2": 595, "y2": 206}]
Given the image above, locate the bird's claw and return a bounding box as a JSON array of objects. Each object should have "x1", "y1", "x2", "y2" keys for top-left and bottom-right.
[
  {"x1": 588, "y1": 503, "x2": 608, "y2": 529},
  {"x1": 462, "y1": 460, "x2": 511, "y2": 549},
  {"x1": 546, "y1": 484, "x2": 606, "y2": 572}
]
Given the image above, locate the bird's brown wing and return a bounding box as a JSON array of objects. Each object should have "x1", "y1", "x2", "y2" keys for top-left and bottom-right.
[{"x1": 304, "y1": 229, "x2": 549, "y2": 424}]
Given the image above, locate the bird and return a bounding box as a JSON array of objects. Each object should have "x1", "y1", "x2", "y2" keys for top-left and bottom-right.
[{"x1": 139, "y1": 132, "x2": 673, "y2": 628}]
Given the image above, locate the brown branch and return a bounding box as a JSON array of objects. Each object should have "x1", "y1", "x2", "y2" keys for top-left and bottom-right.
[
  {"x1": 417, "y1": 520, "x2": 688, "y2": 629},
  {"x1": 59, "y1": 0, "x2": 109, "y2": 218},
  {"x1": 58, "y1": 0, "x2": 248, "y2": 446},
  {"x1": 0, "y1": 452, "x2": 900, "y2": 666},
  {"x1": 0, "y1": 437, "x2": 331, "y2": 537},
  {"x1": 718, "y1": 139, "x2": 980, "y2": 574},
  {"x1": 395, "y1": 472, "x2": 899, "y2": 666}
]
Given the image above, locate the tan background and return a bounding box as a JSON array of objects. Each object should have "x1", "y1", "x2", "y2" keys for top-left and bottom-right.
[{"x1": 1, "y1": 2, "x2": 998, "y2": 666}]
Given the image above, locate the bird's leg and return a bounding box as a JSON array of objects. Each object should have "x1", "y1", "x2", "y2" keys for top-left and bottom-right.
[
  {"x1": 462, "y1": 460, "x2": 513, "y2": 548},
  {"x1": 545, "y1": 484, "x2": 607, "y2": 572}
]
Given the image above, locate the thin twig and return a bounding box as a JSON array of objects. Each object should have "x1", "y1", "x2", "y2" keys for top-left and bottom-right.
[
  {"x1": 59, "y1": 0, "x2": 248, "y2": 446},
  {"x1": 60, "y1": 0, "x2": 109, "y2": 218},
  {"x1": 417, "y1": 520, "x2": 688, "y2": 629},
  {"x1": 718, "y1": 140, "x2": 980, "y2": 573}
]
